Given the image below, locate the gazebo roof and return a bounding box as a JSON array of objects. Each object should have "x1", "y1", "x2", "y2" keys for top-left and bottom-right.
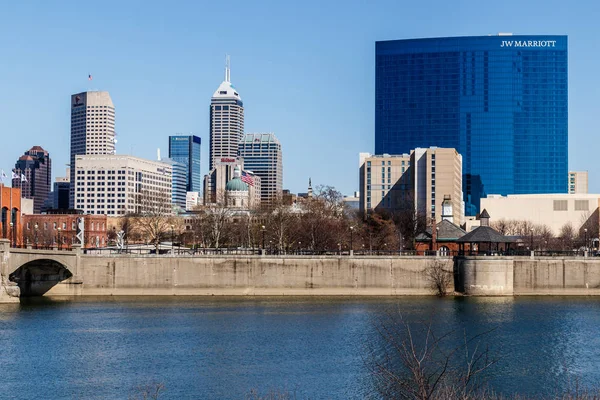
[
  {"x1": 416, "y1": 219, "x2": 467, "y2": 242},
  {"x1": 456, "y1": 226, "x2": 514, "y2": 243}
]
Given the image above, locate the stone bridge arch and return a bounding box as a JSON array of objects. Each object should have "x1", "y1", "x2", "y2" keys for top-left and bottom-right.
[
  {"x1": 9, "y1": 258, "x2": 74, "y2": 296},
  {"x1": 1, "y1": 242, "x2": 80, "y2": 298}
]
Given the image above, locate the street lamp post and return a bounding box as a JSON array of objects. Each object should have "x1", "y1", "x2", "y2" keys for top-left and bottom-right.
[
  {"x1": 9, "y1": 222, "x2": 14, "y2": 247},
  {"x1": 530, "y1": 228, "x2": 534, "y2": 251},
  {"x1": 436, "y1": 226, "x2": 440, "y2": 252},
  {"x1": 298, "y1": 241, "x2": 301, "y2": 255},
  {"x1": 171, "y1": 224, "x2": 175, "y2": 255},
  {"x1": 584, "y1": 228, "x2": 588, "y2": 254},
  {"x1": 57, "y1": 227, "x2": 62, "y2": 250},
  {"x1": 261, "y1": 225, "x2": 266, "y2": 253},
  {"x1": 34, "y1": 223, "x2": 38, "y2": 249},
  {"x1": 349, "y1": 226, "x2": 354, "y2": 256}
]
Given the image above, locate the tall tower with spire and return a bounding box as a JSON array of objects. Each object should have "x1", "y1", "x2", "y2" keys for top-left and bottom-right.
[{"x1": 209, "y1": 56, "x2": 244, "y2": 170}]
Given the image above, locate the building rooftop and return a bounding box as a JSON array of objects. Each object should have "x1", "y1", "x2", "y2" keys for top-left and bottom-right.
[{"x1": 242, "y1": 133, "x2": 280, "y2": 144}]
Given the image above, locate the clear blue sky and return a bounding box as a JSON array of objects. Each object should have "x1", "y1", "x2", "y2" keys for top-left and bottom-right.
[{"x1": 1, "y1": 0, "x2": 599, "y2": 195}]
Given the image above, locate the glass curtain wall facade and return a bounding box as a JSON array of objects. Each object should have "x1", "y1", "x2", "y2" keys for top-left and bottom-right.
[
  {"x1": 168, "y1": 135, "x2": 201, "y2": 192},
  {"x1": 375, "y1": 35, "x2": 568, "y2": 215}
]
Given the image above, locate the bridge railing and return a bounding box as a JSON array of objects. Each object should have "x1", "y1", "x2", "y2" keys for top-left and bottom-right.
[{"x1": 79, "y1": 247, "x2": 454, "y2": 257}]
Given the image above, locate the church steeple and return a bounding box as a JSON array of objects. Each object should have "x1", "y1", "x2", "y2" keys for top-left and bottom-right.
[{"x1": 307, "y1": 177, "x2": 313, "y2": 198}]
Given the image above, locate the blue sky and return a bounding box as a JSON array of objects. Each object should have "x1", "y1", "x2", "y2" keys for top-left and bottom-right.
[{"x1": 1, "y1": 0, "x2": 599, "y2": 195}]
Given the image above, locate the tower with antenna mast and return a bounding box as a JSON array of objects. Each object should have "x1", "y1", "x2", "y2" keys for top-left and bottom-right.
[{"x1": 209, "y1": 55, "x2": 244, "y2": 170}]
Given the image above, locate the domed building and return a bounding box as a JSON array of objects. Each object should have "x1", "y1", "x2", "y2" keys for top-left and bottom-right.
[{"x1": 225, "y1": 166, "x2": 249, "y2": 209}]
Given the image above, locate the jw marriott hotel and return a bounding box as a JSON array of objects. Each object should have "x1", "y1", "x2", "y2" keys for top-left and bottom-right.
[{"x1": 375, "y1": 35, "x2": 568, "y2": 215}]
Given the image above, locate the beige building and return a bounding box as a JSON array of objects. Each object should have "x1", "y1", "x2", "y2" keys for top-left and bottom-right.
[
  {"x1": 481, "y1": 193, "x2": 600, "y2": 235},
  {"x1": 70, "y1": 91, "x2": 116, "y2": 208},
  {"x1": 359, "y1": 147, "x2": 463, "y2": 224},
  {"x1": 74, "y1": 155, "x2": 172, "y2": 216},
  {"x1": 411, "y1": 147, "x2": 462, "y2": 223},
  {"x1": 569, "y1": 171, "x2": 588, "y2": 194},
  {"x1": 359, "y1": 152, "x2": 411, "y2": 213}
]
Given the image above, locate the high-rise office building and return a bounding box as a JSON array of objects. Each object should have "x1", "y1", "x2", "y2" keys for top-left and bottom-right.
[
  {"x1": 568, "y1": 171, "x2": 588, "y2": 194},
  {"x1": 12, "y1": 146, "x2": 52, "y2": 214},
  {"x1": 375, "y1": 35, "x2": 568, "y2": 215},
  {"x1": 168, "y1": 135, "x2": 201, "y2": 192},
  {"x1": 209, "y1": 57, "x2": 244, "y2": 170},
  {"x1": 238, "y1": 133, "x2": 283, "y2": 203},
  {"x1": 70, "y1": 91, "x2": 116, "y2": 208}
]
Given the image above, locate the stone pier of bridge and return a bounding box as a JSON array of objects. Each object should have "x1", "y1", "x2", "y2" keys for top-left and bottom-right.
[{"x1": 0, "y1": 239, "x2": 19, "y2": 303}]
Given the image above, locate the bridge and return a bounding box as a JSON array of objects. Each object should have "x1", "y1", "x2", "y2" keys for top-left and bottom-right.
[
  {"x1": 4, "y1": 238, "x2": 600, "y2": 302},
  {"x1": 0, "y1": 239, "x2": 81, "y2": 302}
]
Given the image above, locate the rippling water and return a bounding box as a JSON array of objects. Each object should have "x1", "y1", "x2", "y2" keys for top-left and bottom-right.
[{"x1": 1, "y1": 296, "x2": 600, "y2": 399}]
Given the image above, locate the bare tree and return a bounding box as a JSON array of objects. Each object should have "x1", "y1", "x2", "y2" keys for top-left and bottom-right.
[
  {"x1": 391, "y1": 199, "x2": 428, "y2": 250},
  {"x1": 267, "y1": 200, "x2": 298, "y2": 254},
  {"x1": 131, "y1": 190, "x2": 174, "y2": 253},
  {"x1": 128, "y1": 382, "x2": 165, "y2": 400},
  {"x1": 558, "y1": 222, "x2": 575, "y2": 250},
  {"x1": 426, "y1": 259, "x2": 453, "y2": 296},
  {"x1": 204, "y1": 190, "x2": 233, "y2": 248},
  {"x1": 367, "y1": 311, "x2": 499, "y2": 400}
]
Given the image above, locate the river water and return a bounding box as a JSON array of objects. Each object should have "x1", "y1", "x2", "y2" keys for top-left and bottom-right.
[{"x1": 1, "y1": 296, "x2": 600, "y2": 399}]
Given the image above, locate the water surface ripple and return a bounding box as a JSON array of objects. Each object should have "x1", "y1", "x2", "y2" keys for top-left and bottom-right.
[{"x1": 1, "y1": 296, "x2": 600, "y2": 399}]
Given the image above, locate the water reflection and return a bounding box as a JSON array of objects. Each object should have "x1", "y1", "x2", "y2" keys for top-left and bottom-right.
[{"x1": 0, "y1": 296, "x2": 600, "y2": 398}]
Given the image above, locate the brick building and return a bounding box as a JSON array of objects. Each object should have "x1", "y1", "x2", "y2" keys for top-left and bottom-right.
[
  {"x1": 0, "y1": 185, "x2": 22, "y2": 246},
  {"x1": 22, "y1": 212, "x2": 107, "y2": 249}
]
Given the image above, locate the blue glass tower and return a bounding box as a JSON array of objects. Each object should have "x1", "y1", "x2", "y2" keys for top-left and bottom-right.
[
  {"x1": 375, "y1": 35, "x2": 568, "y2": 215},
  {"x1": 168, "y1": 135, "x2": 202, "y2": 192}
]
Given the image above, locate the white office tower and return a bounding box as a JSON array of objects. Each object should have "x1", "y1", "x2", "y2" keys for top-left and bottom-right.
[
  {"x1": 70, "y1": 91, "x2": 116, "y2": 208},
  {"x1": 209, "y1": 56, "x2": 244, "y2": 170},
  {"x1": 238, "y1": 133, "x2": 283, "y2": 204}
]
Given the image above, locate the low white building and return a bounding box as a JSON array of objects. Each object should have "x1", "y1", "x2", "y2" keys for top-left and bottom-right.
[
  {"x1": 74, "y1": 155, "x2": 172, "y2": 216},
  {"x1": 481, "y1": 194, "x2": 600, "y2": 235}
]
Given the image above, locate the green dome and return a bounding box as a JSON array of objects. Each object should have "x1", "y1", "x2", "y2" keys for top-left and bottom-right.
[{"x1": 225, "y1": 177, "x2": 248, "y2": 192}]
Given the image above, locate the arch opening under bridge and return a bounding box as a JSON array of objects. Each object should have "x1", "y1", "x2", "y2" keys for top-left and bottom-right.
[{"x1": 9, "y1": 259, "x2": 73, "y2": 297}]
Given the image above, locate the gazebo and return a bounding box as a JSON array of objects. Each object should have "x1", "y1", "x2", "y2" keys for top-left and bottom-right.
[
  {"x1": 415, "y1": 219, "x2": 468, "y2": 256},
  {"x1": 456, "y1": 209, "x2": 514, "y2": 255}
]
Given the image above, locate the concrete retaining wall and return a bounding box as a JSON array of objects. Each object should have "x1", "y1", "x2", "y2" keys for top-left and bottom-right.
[
  {"x1": 514, "y1": 258, "x2": 600, "y2": 295},
  {"x1": 44, "y1": 256, "x2": 452, "y2": 296},
  {"x1": 455, "y1": 256, "x2": 600, "y2": 296}
]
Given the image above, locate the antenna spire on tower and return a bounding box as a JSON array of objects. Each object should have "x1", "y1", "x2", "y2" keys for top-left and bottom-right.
[{"x1": 225, "y1": 54, "x2": 231, "y2": 83}]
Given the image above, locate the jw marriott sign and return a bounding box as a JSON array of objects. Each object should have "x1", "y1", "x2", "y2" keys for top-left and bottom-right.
[{"x1": 501, "y1": 40, "x2": 557, "y2": 48}]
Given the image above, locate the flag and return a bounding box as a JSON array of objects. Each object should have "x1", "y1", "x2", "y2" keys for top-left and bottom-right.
[
  {"x1": 0, "y1": 170, "x2": 6, "y2": 181},
  {"x1": 21, "y1": 174, "x2": 27, "y2": 182},
  {"x1": 241, "y1": 171, "x2": 254, "y2": 186},
  {"x1": 88, "y1": 74, "x2": 93, "y2": 81},
  {"x1": 11, "y1": 171, "x2": 18, "y2": 180}
]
